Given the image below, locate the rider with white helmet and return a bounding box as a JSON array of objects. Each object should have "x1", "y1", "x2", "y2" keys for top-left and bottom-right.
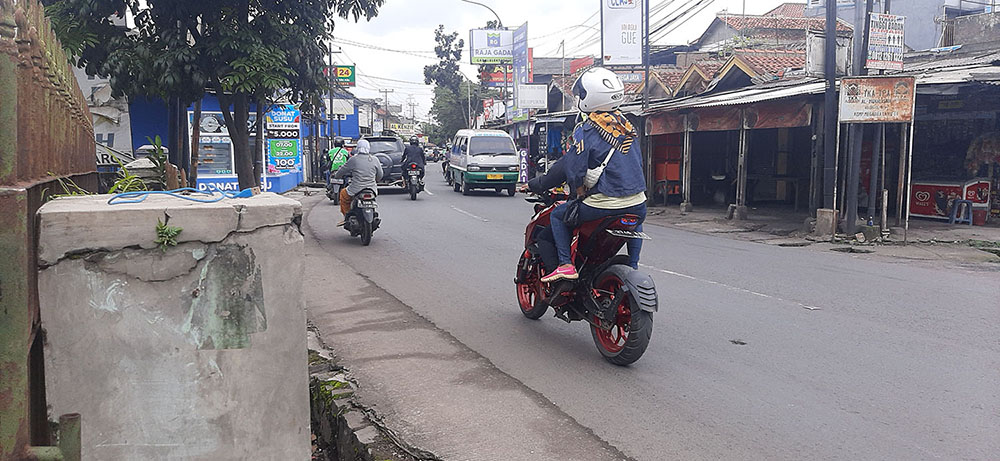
[{"x1": 541, "y1": 67, "x2": 648, "y2": 282}]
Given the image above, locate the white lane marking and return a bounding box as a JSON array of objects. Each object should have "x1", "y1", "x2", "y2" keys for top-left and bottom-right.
[
  {"x1": 639, "y1": 263, "x2": 822, "y2": 311},
  {"x1": 424, "y1": 186, "x2": 434, "y2": 196},
  {"x1": 450, "y1": 205, "x2": 489, "y2": 222}
]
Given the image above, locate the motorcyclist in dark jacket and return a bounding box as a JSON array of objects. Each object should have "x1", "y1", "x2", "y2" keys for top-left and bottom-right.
[{"x1": 402, "y1": 136, "x2": 426, "y2": 181}]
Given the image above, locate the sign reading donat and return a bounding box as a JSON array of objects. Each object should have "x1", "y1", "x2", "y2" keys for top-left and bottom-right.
[{"x1": 839, "y1": 76, "x2": 916, "y2": 123}]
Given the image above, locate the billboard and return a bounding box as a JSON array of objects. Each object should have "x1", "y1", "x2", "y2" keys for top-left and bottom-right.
[
  {"x1": 601, "y1": 0, "x2": 644, "y2": 67},
  {"x1": 866, "y1": 13, "x2": 905, "y2": 71},
  {"x1": 480, "y1": 64, "x2": 514, "y2": 88},
  {"x1": 516, "y1": 84, "x2": 548, "y2": 110},
  {"x1": 839, "y1": 77, "x2": 915, "y2": 123},
  {"x1": 265, "y1": 104, "x2": 301, "y2": 131},
  {"x1": 469, "y1": 29, "x2": 513, "y2": 64}
]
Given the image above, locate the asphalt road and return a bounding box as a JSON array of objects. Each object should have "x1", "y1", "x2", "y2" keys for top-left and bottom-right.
[{"x1": 305, "y1": 164, "x2": 1000, "y2": 460}]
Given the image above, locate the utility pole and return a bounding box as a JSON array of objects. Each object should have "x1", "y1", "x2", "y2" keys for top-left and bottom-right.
[
  {"x1": 822, "y1": 0, "x2": 837, "y2": 211},
  {"x1": 379, "y1": 89, "x2": 394, "y2": 133},
  {"x1": 844, "y1": 0, "x2": 873, "y2": 234},
  {"x1": 406, "y1": 96, "x2": 417, "y2": 124},
  {"x1": 642, "y1": 0, "x2": 650, "y2": 110}
]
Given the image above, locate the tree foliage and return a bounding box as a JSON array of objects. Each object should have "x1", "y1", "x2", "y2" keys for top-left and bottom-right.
[
  {"x1": 44, "y1": 0, "x2": 384, "y2": 188},
  {"x1": 422, "y1": 25, "x2": 498, "y2": 146},
  {"x1": 423, "y1": 24, "x2": 464, "y2": 94}
]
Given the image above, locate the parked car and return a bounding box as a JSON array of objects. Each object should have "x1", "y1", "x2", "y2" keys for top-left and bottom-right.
[
  {"x1": 364, "y1": 136, "x2": 405, "y2": 186},
  {"x1": 447, "y1": 129, "x2": 519, "y2": 196}
]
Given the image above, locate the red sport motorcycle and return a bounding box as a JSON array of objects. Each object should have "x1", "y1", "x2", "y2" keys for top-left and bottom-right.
[{"x1": 514, "y1": 191, "x2": 658, "y2": 365}]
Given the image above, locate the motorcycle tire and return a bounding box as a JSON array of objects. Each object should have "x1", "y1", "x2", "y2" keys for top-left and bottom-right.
[
  {"x1": 590, "y1": 264, "x2": 653, "y2": 366},
  {"x1": 409, "y1": 183, "x2": 417, "y2": 200},
  {"x1": 360, "y1": 220, "x2": 373, "y2": 246},
  {"x1": 515, "y1": 253, "x2": 547, "y2": 320}
]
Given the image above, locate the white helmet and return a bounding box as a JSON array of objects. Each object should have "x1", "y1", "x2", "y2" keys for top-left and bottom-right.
[{"x1": 572, "y1": 67, "x2": 625, "y2": 113}]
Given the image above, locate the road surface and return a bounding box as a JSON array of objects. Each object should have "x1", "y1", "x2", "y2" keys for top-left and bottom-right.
[{"x1": 303, "y1": 166, "x2": 999, "y2": 460}]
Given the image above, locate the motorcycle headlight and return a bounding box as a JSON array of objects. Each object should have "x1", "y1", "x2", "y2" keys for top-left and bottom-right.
[{"x1": 468, "y1": 165, "x2": 480, "y2": 171}]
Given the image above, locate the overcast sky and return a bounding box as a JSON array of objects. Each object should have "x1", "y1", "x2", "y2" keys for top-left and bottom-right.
[{"x1": 330, "y1": 0, "x2": 791, "y2": 121}]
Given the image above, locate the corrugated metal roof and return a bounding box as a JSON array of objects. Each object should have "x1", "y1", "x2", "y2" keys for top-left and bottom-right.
[{"x1": 643, "y1": 77, "x2": 824, "y2": 114}]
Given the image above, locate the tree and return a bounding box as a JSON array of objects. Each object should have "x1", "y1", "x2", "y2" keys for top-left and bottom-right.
[
  {"x1": 45, "y1": 0, "x2": 384, "y2": 189},
  {"x1": 423, "y1": 25, "x2": 464, "y2": 93}
]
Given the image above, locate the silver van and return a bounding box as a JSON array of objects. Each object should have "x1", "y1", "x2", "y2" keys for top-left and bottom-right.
[{"x1": 447, "y1": 129, "x2": 520, "y2": 196}]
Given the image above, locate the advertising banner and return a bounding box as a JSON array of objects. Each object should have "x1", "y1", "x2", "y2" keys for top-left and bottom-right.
[
  {"x1": 327, "y1": 65, "x2": 357, "y2": 87},
  {"x1": 267, "y1": 138, "x2": 300, "y2": 173},
  {"x1": 518, "y1": 149, "x2": 529, "y2": 183},
  {"x1": 516, "y1": 84, "x2": 548, "y2": 109},
  {"x1": 839, "y1": 77, "x2": 915, "y2": 123},
  {"x1": 513, "y1": 23, "x2": 532, "y2": 101},
  {"x1": 469, "y1": 29, "x2": 513, "y2": 64},
  {"x1": 265, "y1": 104, "x2": 301, "y2": 131},
  {"x1": 866, "y1": 13, "x2": 905, "y2": 71},
  {"x1": 480, "y1": 64, "x2": 514, "y2": 88},
  {"x1": 601, "y1": 0, "x2": 644, "y2": 67}
]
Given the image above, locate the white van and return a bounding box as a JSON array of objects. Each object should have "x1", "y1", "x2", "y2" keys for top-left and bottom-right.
[{"x1": 447, "y1": 129, "x2": 520, "y2": 196}]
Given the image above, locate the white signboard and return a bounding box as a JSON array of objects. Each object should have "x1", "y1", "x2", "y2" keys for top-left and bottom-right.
[
  {"x1": 329, "y1": 98, "x2": 354, "y2": 115},
  {"x1": 601, "y1": 0, "x2": 644, "y2": 67},
  {"x1": 866, "y1": 13, "x2": 905, "y2": 71},
  {"x1": 516, "y1": 84, "x2": 548, "y2": 109},
  {"x1": 469, "y1": 29, "x2": 513, "y2": 64}
]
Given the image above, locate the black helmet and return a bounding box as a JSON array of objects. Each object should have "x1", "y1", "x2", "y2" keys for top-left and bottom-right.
[
  {"x1": 409, "y1": 136, "x2": 419, "y2": 145},
  {"x1": 334, "y1": 137, "x2": 345, "y2": 147}
]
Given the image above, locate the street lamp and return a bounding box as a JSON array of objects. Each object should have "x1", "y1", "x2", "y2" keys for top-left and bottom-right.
[{"x1": 458, "y1": 0, "x2": 503, "y2": 27}]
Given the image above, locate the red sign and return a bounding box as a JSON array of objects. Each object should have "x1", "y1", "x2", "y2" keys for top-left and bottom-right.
[
  {"x1": 480, "y1": 64, "x2": 513, "y2": 88},
  {"x1": 570, "y1": 57, "x2": 595, "y2": 74}
]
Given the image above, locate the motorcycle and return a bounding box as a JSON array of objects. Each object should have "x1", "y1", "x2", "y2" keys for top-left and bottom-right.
[
  {"x1": 338, "y1": 179, "x2": 380, "y2": 246},
  {"x1": 514, "y1": 191, "x2": 658, "y2": 365},
  {"x1": 326, "y1": 174, "x2": 342, "y2": 204},
  {"x1": 404, "y1": 163, "x2": 424, "y2": 200}
]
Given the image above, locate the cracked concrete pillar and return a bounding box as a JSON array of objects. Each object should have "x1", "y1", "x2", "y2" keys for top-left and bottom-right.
[{"x1": 36, "y1": 193, "x2": 309, "y2": 460}]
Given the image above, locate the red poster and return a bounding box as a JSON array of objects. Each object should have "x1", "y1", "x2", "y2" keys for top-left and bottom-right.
[{"x1": 910, "y1": 183, "x2": 963, "y2": 219}]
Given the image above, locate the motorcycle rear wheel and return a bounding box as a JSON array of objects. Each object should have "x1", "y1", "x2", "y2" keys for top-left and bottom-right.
[
  {"x1": 590, "y1": 265, "x2": 652, "y2": 366},
  {"x1": 360, "y1": 220, "x2": 373, "y2": 246},
  {"x1": 409, "y1": 183, "x2": 417, "y2": 200},
  {"x1": 515, "y1": 253, "x2": 548, "y2": 320}
]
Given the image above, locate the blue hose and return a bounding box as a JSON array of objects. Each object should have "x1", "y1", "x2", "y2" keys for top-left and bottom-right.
[{"x1": 107, "y1": 187, "x2": 255, "y2": 205}]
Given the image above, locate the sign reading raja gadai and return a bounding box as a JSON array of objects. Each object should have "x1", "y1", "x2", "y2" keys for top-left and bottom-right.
[
  {"x1": 469, "y1": 29, "x2": 513, "y2": 64},
  {"x1": 866, "y1": 13, "x2": 905, "y2": 71},
  {"x1": 601, "y1": 0, "x2": 644, "y2": 67},
  {"x1": 839, "y1": 76, "x2": 916, "y2": 123}
]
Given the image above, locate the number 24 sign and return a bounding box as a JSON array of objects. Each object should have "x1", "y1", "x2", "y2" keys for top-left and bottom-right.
[{"x1": 329, "y1": 65, "x2": 356, "y2": 87}]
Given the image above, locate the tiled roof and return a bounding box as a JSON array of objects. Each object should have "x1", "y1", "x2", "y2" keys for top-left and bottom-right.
[
  {"x1": 734, "y1": 49, "x2": 806, "y2": 75},
  {"x1": 763, "y1": 3, "x2": 806, "y2": 18},
  {"x1": 651, "y1": 66, "x2": 686, "y2": 92},
  {"x1": 717, "y1": 14, "x2": 852, "y2": 33}
]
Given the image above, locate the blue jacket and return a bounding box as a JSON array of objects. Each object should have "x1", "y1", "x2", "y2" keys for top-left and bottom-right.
[{"x1": 563, "y1": 116, "x2": 646, "y2": 197}]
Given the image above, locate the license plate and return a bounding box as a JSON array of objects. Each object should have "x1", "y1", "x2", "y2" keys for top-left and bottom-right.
[
  {"x1": 409, "y1": 171, "x2": 419, "y2": 176},
  {"x1": 360, "y1": 201, "x2": 377, "y2": 209},
  {"x1": 329, "y1": 179, "x2": 343, "y2": 185},
  {"x1": 486, "y1": 173, "x2": 503, "y2": 180}
]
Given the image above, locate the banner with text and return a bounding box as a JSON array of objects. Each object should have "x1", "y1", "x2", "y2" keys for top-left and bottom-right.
[
  {"x1": 470, "y1": 29, "x2": 513, "y2": 64},
  {"x1": 866, "y1": 13, "x2": 905, "y2": 71},
  {"x1": 601, "y1": 0, "x2": 644, "y2": 67},
  {"x1": 839, "y1": 77, "x2": 916, "y2": 123}
]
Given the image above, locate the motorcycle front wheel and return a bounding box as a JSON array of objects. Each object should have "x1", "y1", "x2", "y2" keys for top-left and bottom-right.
[{"x1": 590, "y1": 265, "x2": 653, "y2": 366}]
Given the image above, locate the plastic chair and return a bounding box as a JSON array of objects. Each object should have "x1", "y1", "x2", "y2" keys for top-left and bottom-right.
[{"x1": 948, "y1": 199, "x2": 974, "y2": 225}]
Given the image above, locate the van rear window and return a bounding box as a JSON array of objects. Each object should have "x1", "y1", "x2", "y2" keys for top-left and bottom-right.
[{"x1": 470, "y1": 137, "x2": 516, "y2": 156}]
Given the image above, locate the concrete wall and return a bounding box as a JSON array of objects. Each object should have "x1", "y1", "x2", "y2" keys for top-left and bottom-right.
[
  {"x1": 953, "y1": 12, "x2": 1000, "y2": 46},
  {"x1": 36, "y1": 193, "x2": 310, "y2": 460}
]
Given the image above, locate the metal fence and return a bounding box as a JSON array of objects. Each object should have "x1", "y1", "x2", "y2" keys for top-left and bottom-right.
[{"x1": 1, "y1": 0, "x2": 95, "y2": 458}]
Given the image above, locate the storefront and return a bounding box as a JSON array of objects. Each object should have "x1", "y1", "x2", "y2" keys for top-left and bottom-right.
[
  {"x1": 906, "y1": 90, "x2": 1000, "y2": 225},
  {"x1": 189, "y1": 102, "x2": 304, "y2": 193}
]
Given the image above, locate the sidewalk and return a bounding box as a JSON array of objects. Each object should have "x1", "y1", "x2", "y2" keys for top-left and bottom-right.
[{"x1": 645, "y1": 204, "x2": 1000, "y2": 269}]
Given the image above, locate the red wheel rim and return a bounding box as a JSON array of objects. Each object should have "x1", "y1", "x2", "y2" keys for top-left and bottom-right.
[
  {"x1": 594, "y1": 278, "x2": 631, "y2": 354},
  {"x1": 516, "y1": 257, "x2": 542, "y2": 313}
]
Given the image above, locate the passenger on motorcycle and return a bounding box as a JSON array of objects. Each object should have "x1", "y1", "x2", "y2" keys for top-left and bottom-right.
[
  {"x1": 402, "y1": 136, "x2": 426, "y2": 180},
  {"x1": 334, "y1": 139, "x2": 383, "y2": 226},
  {"x1": 541, "y1": 67, "x2": 647, "y2": 283}
]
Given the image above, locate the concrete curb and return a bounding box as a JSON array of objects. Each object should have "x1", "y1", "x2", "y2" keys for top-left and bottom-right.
[{"x1": 307, "y1": 326, "x2": 439, "y2": 461}]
